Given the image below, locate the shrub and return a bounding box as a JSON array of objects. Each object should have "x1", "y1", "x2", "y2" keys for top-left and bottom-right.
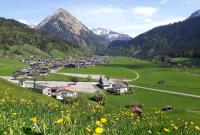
[
  {"x1": 92, "y1": 90, "x2": 105, "y2": 102},
  {"x1": 86, "y1": 76, "x2": 92, "y2": 82},
  {"x1": 125, "y1": 87, "x2": 135, "y2": 95},
  {"x1": 69, "y1": 76, "x2": 80, "y2": 83},
  {"x1": 63, "y1": 97, "x2": 78, "y2": 104}
]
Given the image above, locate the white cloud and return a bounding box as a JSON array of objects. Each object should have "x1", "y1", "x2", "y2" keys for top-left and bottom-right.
[
  {"x1": 160, "y1": 0, "x2": 168, "y2": 4},
  {"x1": 132, "y1": 7, "x2": 157, "y2": 17},
  {"x1": 115, "y1": 17, "x2": 186, "y2": 37},
  {"x1": 65, "y1": 5, "x2": 185, "y2": 38},
  {"x1": 17, "y1": 19, "x2": 29, "y2": 25}
]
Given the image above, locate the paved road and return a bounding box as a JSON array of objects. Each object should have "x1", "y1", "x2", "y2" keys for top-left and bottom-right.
[
  {"x1": 1, "y1": 76, "x2": 98, "y2": 93},
  {"x1": 56, "y1": 72, "x2": 131, "y2": 82},
  {"x1": 131, "y1": 85, "x2": 200, "y2": 99}
]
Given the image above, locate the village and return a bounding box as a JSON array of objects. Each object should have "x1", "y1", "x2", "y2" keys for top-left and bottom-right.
[{"x1": 3, "y1": 55, "x2": 130, "y2": 101}]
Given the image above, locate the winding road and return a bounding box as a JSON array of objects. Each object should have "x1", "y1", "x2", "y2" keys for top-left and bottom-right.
[{"x1": 57, "y1": 69, "x2": 200, "y2": 99}]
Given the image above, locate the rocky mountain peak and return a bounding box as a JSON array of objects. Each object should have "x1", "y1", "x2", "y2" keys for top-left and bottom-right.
[
  {"x1": 35, "y1": 8, "x2": 109, "y2": 52},
  {"x1": 35, "y1": 8, "x2": 89, "y2": 35},
  {"x1": 189, "y1": 9, "x2": 200, "y2": 18},
  {"x1": 92, "y1": 28, "x2": 132, "y2": 41}
]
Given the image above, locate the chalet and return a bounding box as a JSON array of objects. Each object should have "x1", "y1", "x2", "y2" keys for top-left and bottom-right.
[
  {"x1": 55, "y1": 86, "x2": 77, "y2": 100},
  {"x1": 64, "y1": 63, "x2": 80, "y2": 69},
  {"x1": 108, "y1": 82, "x2": 128, "y2": 94},
  {"x1": 34, "y1": 84, "x2": 53, "y2": 96},
  {"x1": 101, "y1": 80, "x2": 113, "y2": 89}
]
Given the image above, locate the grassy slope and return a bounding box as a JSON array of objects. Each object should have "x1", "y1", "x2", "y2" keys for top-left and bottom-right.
[
  {"x1": 0, "y1": 57, "x2": 199, "y2": 134},
  {"x1": 60, "y1": 57, "x2": 200, "y2": 95},
  {"x1": 8, "y1": 45, "x2": 49, "y2": 57},
  {"x1": 0, "y1": 78, "x2": 54, "y2": 101},
  {"x1": 0, "y1": 58, "x2": 27, "y2": 76}
]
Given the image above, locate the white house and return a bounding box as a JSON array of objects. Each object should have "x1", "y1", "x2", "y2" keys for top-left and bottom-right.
[
  {"x1": 55, "y1": 86, "x2": 77, "y2": 100},
  {"x1": 102, "y1": 79, "x2": 113, "y2": 89},
  {"x1": 108, "y1": 82, "x2": 128, "y2": 94}
]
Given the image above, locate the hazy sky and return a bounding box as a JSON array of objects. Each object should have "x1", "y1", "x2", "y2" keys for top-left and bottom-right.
[{"x1": 0, "y1": 0, "x2": 200, "y2": 37}]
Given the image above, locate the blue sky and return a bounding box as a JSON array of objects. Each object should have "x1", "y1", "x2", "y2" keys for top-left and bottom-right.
[{"x1": 0, "y1": 0, "x2": 200, "y2": 37}]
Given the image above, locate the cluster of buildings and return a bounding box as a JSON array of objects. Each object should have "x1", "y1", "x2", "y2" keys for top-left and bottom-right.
[
  {"x1": 14, "y1": 55, "x2": 109, "y2": 78},
  {"x1": 11, "y1": 55, "x2": 130, "y2": 100},
  {"x1": 34, "y1": 83, "x2": 78, "y2": 100}
]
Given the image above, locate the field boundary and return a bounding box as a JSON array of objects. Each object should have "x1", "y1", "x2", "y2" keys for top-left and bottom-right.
[{"x1": 131, "y1": 85, "x2": 200, "y2": 99}]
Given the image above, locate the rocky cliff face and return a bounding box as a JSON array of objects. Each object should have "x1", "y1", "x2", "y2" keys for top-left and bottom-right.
[{"x1": 35, "y1": 8, "x2": 109, "y2": 52}]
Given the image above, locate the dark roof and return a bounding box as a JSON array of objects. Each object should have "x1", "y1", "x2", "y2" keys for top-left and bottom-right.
[{"x1": 112, "y1": 82, "x2": 128, "y2": 89}]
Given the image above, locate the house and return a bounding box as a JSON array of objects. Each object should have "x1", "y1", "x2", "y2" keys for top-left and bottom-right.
[
  {"x1": 101, "y1": 80, "x2": 113, "y2": 89},
  {"x1": 64, "y1": 63, "x2": 79, "y2": 69},
  {"x1": 55, "y1": 86, "x2": 77, "y2": 100},
  {"x1": 108, "y1": 82, "x2": 128, "y2": 94},
  {"x1": 34, "y1": 84, "x2": 53, "y2": 96}
]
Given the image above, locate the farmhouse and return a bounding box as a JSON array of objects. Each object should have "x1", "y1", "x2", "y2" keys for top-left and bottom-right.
[
  {"x1": 55, "y1": 86, "x2": 77, "y2": 100},
  {"x1": 108, "y1": 82, "x2": 128, "y2": 94},
  {"x1": 34, "y1": 84, "x2": 54, "y2": 96}
]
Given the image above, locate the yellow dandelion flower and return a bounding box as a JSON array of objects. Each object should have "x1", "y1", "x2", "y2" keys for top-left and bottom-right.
[
  {"x1": 12, "y1": 112, "x2": 17, "y2": 117},
  {"x1": 55, "y1": 118, "x2": 64, "y2": 124},
  {"x1": 173, "y1": 126, "x2": 178, "y2": 130},
  {"x1": 30, "y1": 117, "x2": 37, "y2": 123},
  {"x1": 95, "y1": 127, "x2": 104, "y2": 134},
  {"x1": 163, "y1": 128, "x2": 170, "y2": 133},
  {"x1": 96, "y1": 121, "x2": 101, "y2": 126},
  {"x1": 101, "y1": 118, "x2": 107, "y2": 124},
  {"x1": 85, "y1": 127, "x2": 92, "y2": 133},
  {"x1": 195, "y1": 126, "x2": 200, "y2": 131}
]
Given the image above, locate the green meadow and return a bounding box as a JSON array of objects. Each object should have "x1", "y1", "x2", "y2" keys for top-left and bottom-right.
[
  {"x1": 0, "y1": 58, "x2": 27, "y2": 76},
  {"x1": 60, "y1": 57, "x2": 200, "y2": 96},
  {"x1": 0, "y1": 57, "x2": 200, "y2": 134}
]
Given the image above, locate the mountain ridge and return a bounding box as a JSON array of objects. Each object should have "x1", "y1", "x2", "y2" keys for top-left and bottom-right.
[
  {"x1": 107, "y1": 11, "x2": 200, "y2": 58},
  {"x1": 35, "y1": 8, "x2": 109, "y2": 52},
  {"x1": 0, "y1": 17, "x2": 88, "y2": 57},
  {"x1": 92, "y1": 28, "x2": 132, "y2": 41}
]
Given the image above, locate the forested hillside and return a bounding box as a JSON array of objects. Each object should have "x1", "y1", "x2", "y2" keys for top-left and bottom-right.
[
  {"x1": 107, "y1": 16, "x2": 200, "y2": 59},
  {"x1": 0, "y1": 17, "x2": 89, "y2": 57}
]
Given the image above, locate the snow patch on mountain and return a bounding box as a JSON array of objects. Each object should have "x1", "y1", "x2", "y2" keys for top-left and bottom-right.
[{"x1": 92, "y1": 28, "x2": 132, "y2": 41}]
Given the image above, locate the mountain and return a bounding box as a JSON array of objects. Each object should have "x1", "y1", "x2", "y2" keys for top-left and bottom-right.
[
  {"x1": 107, "y1": 10, "x2": 200, "y2": 59},
  {"x1": 0, "y1": 17, "x2": 88, "y2": 57},
  {"x1": 92, "y1": 28, "x2": 132, "y2": 41},
  {"x1": 35, "y1": 8, "x2": 109, "y2": 52},
  {"x1": 189, "y1": 9, "x2": 200, "y2": 18}
]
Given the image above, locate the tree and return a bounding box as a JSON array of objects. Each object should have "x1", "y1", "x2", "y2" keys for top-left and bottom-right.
[
  {"x1": 31, "y1": 69, "x2": 39, "y2": 87},
  {"x1": 99, "y1": 76, "x2": 103, "y2": 86},
  {"x1": 12, "y1": 72, "x2": 19, "y2": 80}
]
